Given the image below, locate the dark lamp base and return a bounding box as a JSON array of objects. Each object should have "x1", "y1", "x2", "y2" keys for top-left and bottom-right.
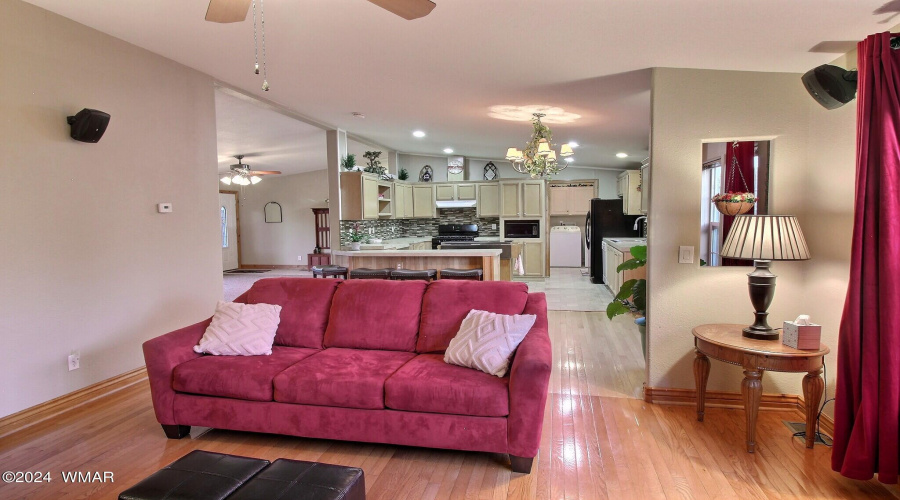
[
  {"x1": 743, "y1": 259, "x2": 780, "y2": 341},
  {"x1": 742, "y1": 327, "x2": 780, "y2": 341}
]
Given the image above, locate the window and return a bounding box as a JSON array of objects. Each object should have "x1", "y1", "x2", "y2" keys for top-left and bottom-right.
[{"x1": 221, "y1": 206, "x2": 228, "y2": 248}]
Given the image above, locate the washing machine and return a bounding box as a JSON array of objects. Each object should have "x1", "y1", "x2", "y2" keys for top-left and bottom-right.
[{"x1": 550, "y1": 225, "x2": 583, "y2": 267}]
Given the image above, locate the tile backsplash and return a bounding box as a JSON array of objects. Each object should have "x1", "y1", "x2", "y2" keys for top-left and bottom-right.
[{"x1": 340, "y1": 208, "x2": 499, "y2": 245}]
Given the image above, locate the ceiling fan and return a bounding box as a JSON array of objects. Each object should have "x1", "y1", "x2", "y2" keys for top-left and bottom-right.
[
  {"x1": 205, "y1": 0, "x2": 436, "y2": 23},
  {"x1": 220, "y1": 155, "x2": 281, "y2": 186}
]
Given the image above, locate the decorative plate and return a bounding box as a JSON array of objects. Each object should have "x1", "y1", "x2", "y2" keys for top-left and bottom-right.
[
  {"x1": 419, "y1": 165, "x2": 433, "y2": 182},
  {"x1": 483, "y1": 161, "x2": 498, "y2": 180}
]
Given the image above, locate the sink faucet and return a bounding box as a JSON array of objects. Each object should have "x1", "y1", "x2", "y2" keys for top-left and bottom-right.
[{"x1": 633, "y1": 216, "x2": 647, "y2": 236}]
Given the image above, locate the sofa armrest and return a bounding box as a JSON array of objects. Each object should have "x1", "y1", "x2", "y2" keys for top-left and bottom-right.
[
  {"x1": 142, "y1": 318, "x2": 210, "y2": 425},
  {"x1": 507, "y1": 292, "x2": 551, "y2": 458}
]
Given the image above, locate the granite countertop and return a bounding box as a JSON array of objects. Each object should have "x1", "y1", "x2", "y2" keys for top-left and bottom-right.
[
  {"x1": 351, "y1": 236, "x2": 432, "y2": 250},
  {"x1": 333, "y1": 249, "x2": 502, "y2": 257},
  {"x1": 474, "y1": 236, "x2": 503, "y2": 242},
  {"x1": 602, "y1": 237, "x2": 647, "y2": 252}
]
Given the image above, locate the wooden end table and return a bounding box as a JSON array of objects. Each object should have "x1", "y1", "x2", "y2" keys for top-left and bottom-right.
[{"x1": 692, "y1": 324, "x2": 829, "y2": 453}]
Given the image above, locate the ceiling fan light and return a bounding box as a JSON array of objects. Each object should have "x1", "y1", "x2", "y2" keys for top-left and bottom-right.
[
  {"x1": 220, "y1": 176, "x2": 232, "y2": 185},
  {"x1": 560, "y1": 144, "x2": 574, "y2": 156},
  {"x1": 250, "y1": 176, "x2": 262, "y2": 184}
]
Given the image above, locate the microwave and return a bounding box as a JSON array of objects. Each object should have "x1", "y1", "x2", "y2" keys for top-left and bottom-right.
[{"x1": 504, "y1": 220, "x2": 541, "y2": 238}]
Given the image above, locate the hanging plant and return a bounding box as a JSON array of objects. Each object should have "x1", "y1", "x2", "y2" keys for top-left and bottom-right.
[{"x1": 713, "y1": 141, "x2": 756, "y2": 216}]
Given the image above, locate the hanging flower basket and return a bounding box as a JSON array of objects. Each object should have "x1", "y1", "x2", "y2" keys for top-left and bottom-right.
[{"x1": 713, "y1": 192, "x2": 757, "y2": 216}]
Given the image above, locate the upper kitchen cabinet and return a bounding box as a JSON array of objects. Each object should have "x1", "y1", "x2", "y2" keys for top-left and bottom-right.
[
  {"x1": 394, "y1": 182, "x2": 414, "y2": 219},
  {"x1": 435, "y1": 183, "x2": 455, "y2": 201},
  {"x1": 457, "y1": 183, "x2": 476, "y2": 200},
  {"x1": 640, "y1": 159, "x2": 649, "y2": 214},
  {"x1": 477, "y1": 183, "x2": 500, "y2": 217},
  {"x1": 412, "y1": 184, "x2": 435, "y2": 218},
  {"x1": 341, "y1": 172, "x2": 393, "y2": 220},
  {"x1": 617, "y1": 170, "x2": 642, "y2": 215},
  {"x1": 500, "y1": 180, "x2": 545, "y2": 218},
  {"x1": 434, "y1": 183, "x2": 477, "y2": 202},
  {"x1": 549, "y1": 180, "x2": 596, "y2": 216}
]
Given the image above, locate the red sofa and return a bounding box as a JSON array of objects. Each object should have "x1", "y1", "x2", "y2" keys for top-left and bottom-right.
[{"x1": 143, "y1": 278, "x2": 551, "y2": 473}]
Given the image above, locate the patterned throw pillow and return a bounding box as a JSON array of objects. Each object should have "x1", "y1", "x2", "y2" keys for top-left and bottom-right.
[
  {"x1": 194, "y1": 301, "x2": 282, "y2": 356},
  {"x1": 444, "y1": 309, "x2": 537, "y2": 377}
]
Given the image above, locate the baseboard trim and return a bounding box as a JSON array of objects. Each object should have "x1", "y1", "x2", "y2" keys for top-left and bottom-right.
[
  {"x1": 644, "y1": 386, "x2": 833, "y2": 437},
  {"x1": 0, "y1": 366, "x2": 148, "y2": 439}
]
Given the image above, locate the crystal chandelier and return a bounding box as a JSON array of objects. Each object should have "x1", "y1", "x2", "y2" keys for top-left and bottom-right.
[{"x1": 505, "y1": 113, "x2": 574, "y2": 178}]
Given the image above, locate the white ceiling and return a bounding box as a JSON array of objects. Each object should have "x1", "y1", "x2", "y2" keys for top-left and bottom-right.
[{"x1": 24, "y1": 0, "x2": 896, "y2": 169}]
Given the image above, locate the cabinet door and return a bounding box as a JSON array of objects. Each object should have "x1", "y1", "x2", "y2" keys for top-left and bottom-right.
[
  {"x1": 571, "y1": 186, "x2": 594, "y2": 215},
  {"x1": 522, "y1": 181, "x2": 544, "y2": 218},
  {"x1": 640, "y1": 164, "x2": 649, "y2": 214},
  {"x1": 616, "y1": 174, "x2": 626, "y2": 197},
  {"x1": 624, "y1": 171, "x2": 642, "y2": 215},
  {"x1": 393, "y1": 183, "x2": 405, "y2": 218},
  {"x1": 362, "y1": 176, "x2": 379, "y2": 219},
  {"x1": 500, "y1": 182, "x2": 521, "y2": 218},
  {"x1": 457, "y1": 183, "x2": 476, "y2": 200},
  {"x1": 477, "y1": 183, "x2": 500, "y2": 217},
  {"x1": 549, "y1": 186, "x2": 570, "y2": 215},
  {"x1": 412, "y1": 185, "x2": 435, "y2": 218},
  {"x1": 523, "y1": 241, "x2": 545, "y2": 276},
  {"x1": 435, "y1": 184, "x2": 455, "y2": 201}
]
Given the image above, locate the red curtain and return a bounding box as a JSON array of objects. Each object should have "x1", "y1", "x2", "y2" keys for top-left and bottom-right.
[
  {"x1": 721, "y1": 141, "x2": 756, "y2": 266},
  {"x1": 833, "y1": 32, "x2": 900, "y2": 484}
]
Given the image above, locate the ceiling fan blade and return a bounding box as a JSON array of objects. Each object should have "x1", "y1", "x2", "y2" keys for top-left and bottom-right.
[
  {"x1": 366, "y1": 0, "x2": 436, "y2": 20},
  {"x1": 205, "y1": 0, "x2": 251, "y2": 23},
  {"x1": 249, "y1": 170, "x2": 281, "y2": 175}
]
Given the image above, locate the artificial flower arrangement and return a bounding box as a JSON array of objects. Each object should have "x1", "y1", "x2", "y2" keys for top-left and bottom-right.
[
  {"x1": 712, "y1": 191, "x2": 757, "y2": 216},
  {"x1": 347, "y1": 222, "x2": 369, "y2": 243}
]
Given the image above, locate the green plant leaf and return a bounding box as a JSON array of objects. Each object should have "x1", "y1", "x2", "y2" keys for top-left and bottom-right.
[
  {"x1": 632, "y1": 279, "x2": 646, "y2": 312},
  {"x1": 615, "y1": 279, "x2": 637, "y2": 300},
  {"x1": 606, "y1": 301, "x2": 630, "y2": 320},
  {"x1": 617, "y1": 258, "x2": 645, "y2": 272},
  {"x1": 630, "y1": 245, "x2": 647, "y2": 261}
]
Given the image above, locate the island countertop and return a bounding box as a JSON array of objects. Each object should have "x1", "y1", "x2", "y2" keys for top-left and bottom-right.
[
  {"x1": 333, "y1": 249, "x2": 501, "y2": 257},
  {"x1": 332, "y1": 248, "x2": 503, "y2": 280}
]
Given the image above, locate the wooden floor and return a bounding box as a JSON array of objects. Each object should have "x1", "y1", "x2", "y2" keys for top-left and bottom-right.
[{"x1": 1, "y1": 312, "x2": 897, "y2": 499}]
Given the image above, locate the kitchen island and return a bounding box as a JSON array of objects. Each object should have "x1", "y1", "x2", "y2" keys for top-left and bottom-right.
[{"x1": 332, "y1": 249, "x2": 503, "y2": 281}]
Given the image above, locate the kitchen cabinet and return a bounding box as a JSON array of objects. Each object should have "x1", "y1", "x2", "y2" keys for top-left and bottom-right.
[
  {"x1": 434, "y1": 182, "x2": 477, "y2": 202},
  {"x1": 477, "y1": 183, "x2": 500, "y2": 217},
  {"x1": 394, "y1": 183, "x2": 414, "y2": 219},
  {"x1": 549, "y1": 181, "x2": 595, "y2": 216},
  {"x1": 640, "y1": 160, "x2": 649, "y2": 214},
  {"x1": 617, "y1": 170, "x2": 642, "y2": 215},
  {"x1": 435, "y1": 184, "x2": 455, "y2": 201},
  {"x1": 457, "y1": 183, "x2": 476, "y2": 200},
  {"x1": 340, "y1": 172, "x2": 392, "y2": 220},
  {"x1": 523, "y1": 241, "x2": 545, "y2": 276},
  {"x1": 500, "y1": 180, "x2": 544, "y2": 218},
  {"x1": 604, "y1": 243, "x2": 646, "y2": 295},
  {"x1": 412, "y1": 184, "x2": 435, "y2": 218}
]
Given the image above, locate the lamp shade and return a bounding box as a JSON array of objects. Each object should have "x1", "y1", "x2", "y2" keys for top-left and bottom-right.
[
  {"x1": 560, "y1": 144, "x2": 574, "y2": 156},
  {"x1": 537, "y1": 141, "x2": 551, "y2": 156},
  {"x1": 721, "y1": 215, "x2": 811, "y2": 261}
]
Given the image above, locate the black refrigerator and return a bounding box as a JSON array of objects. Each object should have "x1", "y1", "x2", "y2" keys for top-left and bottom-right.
[{"x1": 585, "y1": 199, "x2": 641, "y2": 284}]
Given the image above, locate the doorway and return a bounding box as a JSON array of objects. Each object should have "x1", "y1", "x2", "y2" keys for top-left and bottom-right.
[{"x1": 219, "y1": 191, "x2": 241, "y2": 271}]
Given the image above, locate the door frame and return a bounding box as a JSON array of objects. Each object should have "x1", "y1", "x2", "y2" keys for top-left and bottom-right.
[{"x1": 219, "y1": 190, "x2": 243, "y2": 269}]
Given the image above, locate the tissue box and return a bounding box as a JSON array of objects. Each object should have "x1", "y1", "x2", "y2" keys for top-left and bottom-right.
[{"x1": 783, "y1": 320, "x2": 821, "y2": 350}]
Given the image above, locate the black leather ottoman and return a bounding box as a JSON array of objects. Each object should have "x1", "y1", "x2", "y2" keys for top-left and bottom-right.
[
  {"x1": 230, "y1": 459, "x2": 365, "y2": 500},
  {"x1": 119, "y1": 450, "x2": 269, "y2": 500}
]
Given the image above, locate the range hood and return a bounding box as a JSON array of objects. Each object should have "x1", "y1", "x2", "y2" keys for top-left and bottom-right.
[{"x1": 435, "y1": 199, "x2": 477, "y2": 209}]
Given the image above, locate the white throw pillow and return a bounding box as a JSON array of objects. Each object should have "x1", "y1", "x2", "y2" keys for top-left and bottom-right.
[
  {"x1": 444, "y1": 309, "x2": 537, "y2": 377},
  {"x1": 194, "y1": 301, "x2": 282, "y2": 356}
]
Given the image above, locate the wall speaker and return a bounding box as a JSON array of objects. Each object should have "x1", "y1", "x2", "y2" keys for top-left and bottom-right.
[
  {"x1": 801, "y1": 65, "x2": 858, "y2": 110},
  {"x1": 67, "y1": 108, "x2": 110, "y2": 143}
]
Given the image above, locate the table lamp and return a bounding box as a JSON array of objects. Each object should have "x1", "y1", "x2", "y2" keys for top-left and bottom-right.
[{"x1": 720, "y1": 215, "x2": 810, "y2": 340}]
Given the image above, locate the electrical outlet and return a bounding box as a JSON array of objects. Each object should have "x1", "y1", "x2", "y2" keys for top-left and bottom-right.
[
  {"x1": 68, "y1": 351, "x2": 80, "y2": 371},
  {"x1": 368, "y1": 228, "x2": 374, "y2": 235},
  {"x1": 492, "y1": 223, "x2": 497, "y2": 230},
  {"x1": 157, "y1": 203, "x2": 173, "y2": 213},
  {"x1": 679, "y1": 246, "x2": 694, "y2": 264},
  {"x1": 297, "y1": 255, "x2": 303, "y2": 262}
]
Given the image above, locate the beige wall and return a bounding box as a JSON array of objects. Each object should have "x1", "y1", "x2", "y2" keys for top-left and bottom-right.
[
  {"x1": 233, "y1": 169, "x2": 330, "y2": 266},
  {"x1": 0, "y1": 1, "x2": 221, "y2": 417},
  {"x1": 647, "y1": 67, "x2": 857, "y2": 417}
]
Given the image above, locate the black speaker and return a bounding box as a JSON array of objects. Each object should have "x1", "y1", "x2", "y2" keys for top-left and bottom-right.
[
  {"x1": 801, "y1": 65, "x2": 858, "y2": 110},
  {"x1": 67, "y1": 108, "x2": 110, "y2": 143}
]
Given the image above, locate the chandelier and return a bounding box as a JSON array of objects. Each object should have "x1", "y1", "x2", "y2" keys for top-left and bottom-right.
[{"x1": 505, "y1": 113, "x2": 574, "y2": 178}]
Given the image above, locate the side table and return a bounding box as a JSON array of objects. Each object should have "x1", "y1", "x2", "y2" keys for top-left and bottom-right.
[
  {"x1": 692, "y1": 324, "x2": 829, "y2": 453},
  {"x1": 307, "y1": 253, "x2": 331, "y2": 271}
]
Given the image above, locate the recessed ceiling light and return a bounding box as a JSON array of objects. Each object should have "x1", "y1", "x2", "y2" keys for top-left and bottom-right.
[
  {"x1": 616, "y1": 152, "x2": 628, "y2": 158},
  {"x1": 412, "y1": 130, "x2": 426, "y2": 138},
  {"x1": 352, "y1": 112, "x2": 365, "y2": 118},
  {"x1": 568, "y1": 141, "x2": 579, "y2": 148},
  {"x1": 565, "y1": 157, "x2": 575, "y2": 163},
  {"x1": 443, "y1": 148, "x2": 454, "y2": 154}
]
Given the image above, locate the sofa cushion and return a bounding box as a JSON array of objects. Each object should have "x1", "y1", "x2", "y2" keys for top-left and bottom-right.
[
  {"x1": 193, "y1": 301, "x2": 282, "y2": 356},
  {"x1": 324, "y1": 280, "x2": 427, "y2": 351},
  {"x1": 444, "y1": 309, "x2": 537, "y2": 377},
  {"x1": 174, "y1": 346, "x2": 318, "y2": 401},
  {"x1": 416, "y1": 280, "x2": 530, "y2": 353},
  {"x1": 274, "y1": 348, "x2": 416, "y2": 409},
  {"x1": 384, "y1": 354, "x2": 509, "y2": 417},
  {"x1": 245, "y1": 278, "x2": 341, "y2": 349}
]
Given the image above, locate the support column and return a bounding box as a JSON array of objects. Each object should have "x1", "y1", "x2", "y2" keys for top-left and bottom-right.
[
  {"x1": 326, "y1": 129, "x2": 347, "y2": 252},
  {"x1": 388, "y1": 150, "x2": 400, "y2": 178}
]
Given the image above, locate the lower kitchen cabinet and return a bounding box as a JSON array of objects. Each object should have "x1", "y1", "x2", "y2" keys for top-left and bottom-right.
[{"x1": 523, "y1": 241, "x2": 545, "y2": 277}]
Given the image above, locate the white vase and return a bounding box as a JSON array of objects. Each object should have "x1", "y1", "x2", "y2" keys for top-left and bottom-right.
[{"x1": 350, "y1": 242, "x2": 361, "y2": 251}]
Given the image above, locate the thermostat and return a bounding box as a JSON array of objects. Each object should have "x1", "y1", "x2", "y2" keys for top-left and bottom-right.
[{"x1": 157, "y1": 203, "x2": 173, "y2": 213}]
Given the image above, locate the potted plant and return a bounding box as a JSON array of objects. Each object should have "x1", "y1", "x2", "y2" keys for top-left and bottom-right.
[
  {"x1": 363, "y1": 151, "x2": 390, "y2": 179},
  {"x1": 606, "y1": 244, "x2": 647, "y2": 357},
  {"x1": 347, "y1": 222, "x2": 368, "y2": 250},
  {"x1": 341, "y1": 154, "x2": 356, "y2": 171},
  {"x1": 398, "y1": 167, "x2": 409, "y2": 181},
  {"x1": 712, "y1": 191, "x2": 757, "y2": 216}
]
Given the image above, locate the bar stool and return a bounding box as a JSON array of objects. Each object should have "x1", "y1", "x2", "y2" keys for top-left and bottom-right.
[
  {"x1": 439, "y1": 268, "x2": 484, "y2": 281},
  {"x1": 349, "y1": 268, "x2": 392, "y2": 279},
  {"x1": 391, "y1": 269, "x2": 438, "y2": 281},
  {"x1": 311, "y1": 265, "x2": 348, "y2": 279}
]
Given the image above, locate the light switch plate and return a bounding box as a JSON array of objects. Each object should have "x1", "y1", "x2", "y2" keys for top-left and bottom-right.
[
  {"x1": 157, "y1": 203, "x2": 173, "y2": 213},
  {"x1": 679, "y1": 246, "x2": 694, "y2": 264}
]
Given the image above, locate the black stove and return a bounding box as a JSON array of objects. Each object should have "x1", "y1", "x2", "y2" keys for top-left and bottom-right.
[{"x1": 432, "y1": 224, "x2": 478, "y2": 249}]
